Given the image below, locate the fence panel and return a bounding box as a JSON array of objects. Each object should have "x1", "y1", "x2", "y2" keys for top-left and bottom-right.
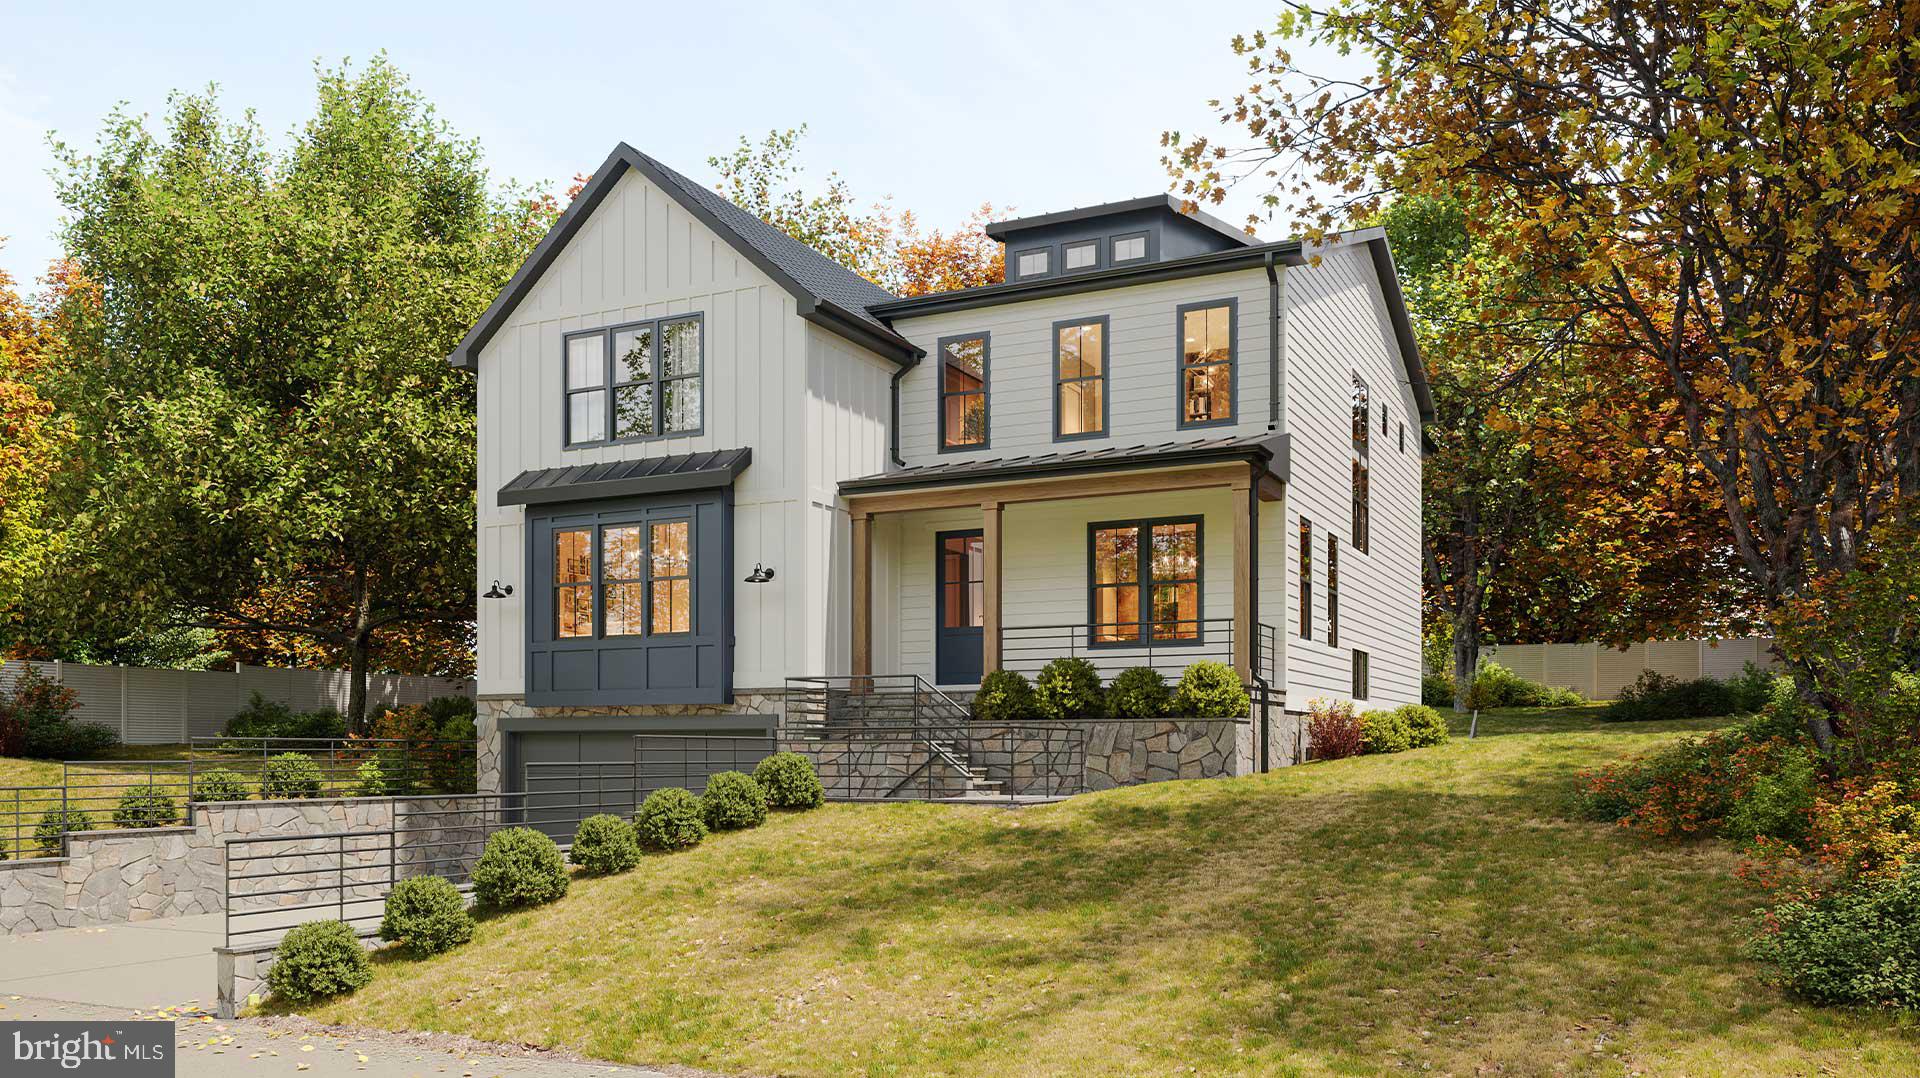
[{"x1": 1484, "y1": 638, "x2": 1778, "y2": 701}]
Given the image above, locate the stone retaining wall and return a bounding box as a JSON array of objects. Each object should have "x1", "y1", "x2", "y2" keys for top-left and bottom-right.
[{"x1": 1081, "y1": 719, "x2": 1245, "y2": 789}]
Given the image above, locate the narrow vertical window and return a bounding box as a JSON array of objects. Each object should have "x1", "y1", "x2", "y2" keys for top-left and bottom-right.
[
  {"x1": 554, "y1": 529, "x2": 594, "y2": 638},
  {"x1": 601, "y1": 525, "x2": 644, "y2": 636},
  {"x1": 564, "y1": 334, "x2": 607, "y2": 446},
  {"x1": 941, "y1": 534, "x2": 985, "y2": 629},
  {"x1": 1352, "y1": 374, "x2": 1371, "y2": 553},
  {"x1": 611, "y1": 325, "x2": 655, "y2": 440},
  {"x1": 649, "y1": 520, "x2": 692, "y2": 634},
  {"x1": 1055, "y1": 318, "x2": 1108, "y2": 439},
  {"x1": 1091, "y1": 526, "x2": 1141, "y2": 643},
  {"x1": 660, "y1": 318, "x2": 703, "y2": 435},
  {"x1": 1327, "y1": 534, "x2": 1339, "y2": 649},
  {"x1": 1148, "y1": 521, "x2": 1201, "y2": 641},
  {"x1": 1398, "y1": 421, "x2": 1406, "y2": 454},
  {"x1": 1178, "y1": 300, "x2": 1235, "y2": 427},
  {"x1": 1353, "y1": 650, "x2": 1370, "y2": 700},
  {"x1": 1353, "y1": 461, "x2": 1371, "y2": 554},
  {"x1": 1299, "y1": 518, "x2": 1312, "y2": 641},
  {"x1": 938, "y1": 334, "x2": 989, "y2": 450}
]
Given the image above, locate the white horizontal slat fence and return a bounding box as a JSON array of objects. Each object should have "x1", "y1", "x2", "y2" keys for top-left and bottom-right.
[
  {"x1": 1478, "y1": 638, "x2": 1780, "y2": 701},
  {"x1": 0, "y1": 661, "x2": 474, "y2": 745}
]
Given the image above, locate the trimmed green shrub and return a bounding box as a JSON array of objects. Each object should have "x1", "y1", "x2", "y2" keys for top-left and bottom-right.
[
  {"x1": 1106, "y1": 667, "x2": 1172, "y2": 719},
  {"x1": 351, "y1": 758, "x2": 388, "y2": 797},
  {"x1": 1749, "y1": 868, "x2": 1920, "y2": 1008},
  {"x1": 635, "y1": 787, "x2": 708, "y2": 851},
  {"x1": 753, "y1": 752, "x2": 825, "y2": 810},
  {"x1": 261, "y1": 752, "x2": 324, "y2": 800},
  {"x1": 267, "y1": 920, "x2": 372, "y2": 1003},
  {"x1": 471, "y1": 827, "x2": 569, "y2": 909},
  {"x1": 1359, "y1": 709, "x2": 1413, "y2": 754},
  {"x1": 972, "y1": 670, "x2": 1039, "y2": 722},
  {"x1": 1035, "y1": 657, "x2": 1104, "y2": 721},
  {"x1": 378, "y1": 876, "x2": 473, "y2": 958},
  {"x1": 112, "y1": 784, "x2": 177, "y2": 828},
  {"x1": 35, "y1": 807, "x2": 94, "y2": 855},
  {"x1": 1422, "y1": 672, "x2": 1456, "y2": 708},
  {"x1": 190, "y1": 768, "x2": 251, "y2": 803},
  {"x1": 701, "y1": 771, "x2": 769, "y2": 831},
  {"x1": 1174, "y1": 661, "x2": 1251, "y2": 718},
  {"x1": 1397, "y1": 704, "x2": 1450, "y2": 749},
  {"x1": 569, "y1": 814, "x2": 641, "y2": 874}
]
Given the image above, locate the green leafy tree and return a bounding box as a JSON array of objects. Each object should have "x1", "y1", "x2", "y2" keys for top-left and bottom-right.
[{"x1": 36, "y1": 57, "x2": 552, "y2": 726}]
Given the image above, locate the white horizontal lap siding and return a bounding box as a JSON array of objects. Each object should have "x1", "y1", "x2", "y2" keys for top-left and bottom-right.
[
  {"x1": 1281, "y1": 246, "x2": 1423, "y2": 711},
  {"x1": 889, "y1": 268, "x2": 1273, "y2": 464},
  {"x1": 475, "y1": 170, "x2": 811, "y2": 697}
]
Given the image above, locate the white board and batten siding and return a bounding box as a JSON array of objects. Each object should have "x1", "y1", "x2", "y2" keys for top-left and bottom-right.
[
  {"x1": 474, "y1": 169, "x2": 894, "y2": 696},
  {"x1": 1281, "y1": 243, "x2": 1424, "y2": 711}
]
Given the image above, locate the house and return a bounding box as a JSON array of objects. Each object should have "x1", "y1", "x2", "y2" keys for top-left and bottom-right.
[{"x1": 453, "y1": 143, "x2": 1429, "y2": 797}]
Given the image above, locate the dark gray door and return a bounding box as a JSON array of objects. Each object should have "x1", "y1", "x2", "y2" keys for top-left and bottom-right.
[{"x1": 935, "y1": 529, "x2": 984, "y2": 685}]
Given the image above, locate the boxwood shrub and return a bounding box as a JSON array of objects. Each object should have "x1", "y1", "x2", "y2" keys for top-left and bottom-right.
[
  {"x1": 569, "y1": 813, "x2": 641, "y2": 874},
  {"x1": 1174, "y1": 661, "x2": 1250, "y2": 718},
  {"x1": 701, "y1": 770, "x2": 769, "y2": 831},
  {"x1": 267, "y1": 920, "x2": 372, "y2": 1003},
  {"x1": 753, "y1": 752, "x2": 825, "y2": 810},
  {"x1": 1106, "y1": 667, "x2": 1172, "y2": 719},
  {"x1": 471, "y1": 827, "x2": 569, "y2": 909},
  {"x1": 972, "y1": 670, "x2": 1039, "y2": 722},
  {"x1": 112, "y1": 784, "x2": 177, "y2": 828},
  {"x1": 34, "y1": 807, "x2": 94, "y2": 856},
  {"x1": 1359, "y1": 709, "x2": 1413, "y2": 754},
  {"x1": 1396, "y1": 704, "x2": 1450, "y2": 749},
  {"x1": 190, "y1": 768, "x2": 251, "y2": 803},
  {"x1": 378, "y1": 875, "x2": 473, "y2": 958},
  {"x1": 635, "y1": 787, "x2": 708, "y2": 851},
  {"x1": 261, "y1": 752, "x2": 324, "y2": 800},
  {"x1": 1035, "y1": 657, "x2": 1104, "y2": 721}
]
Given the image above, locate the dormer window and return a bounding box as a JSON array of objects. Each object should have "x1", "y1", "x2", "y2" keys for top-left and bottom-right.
[
  {"x1": 1063, "y1": 240, "x2": 1098, "y2": 272},
  {"x1": 1111, "y1": 232, "x2": 1148, "y2": 263},
  {"x1": 1015, "y1": 248, "x2": 1051, "y2": 278}
]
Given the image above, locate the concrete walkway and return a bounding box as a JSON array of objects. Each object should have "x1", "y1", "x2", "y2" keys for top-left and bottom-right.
[{"x1": 0, "y1": 912, "x2": 223, "y2": 1009}]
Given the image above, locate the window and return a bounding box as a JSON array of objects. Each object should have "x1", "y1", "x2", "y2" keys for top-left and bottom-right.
[
  {"x1": 1327, "y1": 534, "x2": 1339, "y2": 649},
  {"x1": 564, "y1": 314, "x2": 703, "y2": 446},
  {"x1": 1398, "y1": 421, "x2": 1406, "y2": 453},
  {"x1": 1054, "y1": 317, "x2": 1108, "y2": 439},
  {"x1": 1352, "y1": 650, "x2": 1370, "y2": 700},
  {"x1": 1064, "y1": 240, "x2": 1098, "y2": 271},
  {"x1": 1178, "y1": 299, "x2": 1235, "y2": 427},
  {"x1": 941, "y1": 533, "x2": 985, "y2": 629},
  {"x1": 1351, "y1": 374, "x2": 1371, "y2": 553},
  {"x1": 1381, "y1": 402, "x2": 1388, "y2": 435},
  {"x1": 937, "y1": 334, "x2": 989, "y2": 451},
  {"x1": 1111, "y1": 232, "x2": 1148, "y2": 263},
  {"x1": 550, "y1": 520, "x2": 693, "y2": 640},
  {"x1": 1298, "y1": 518, "x2": 1312, "y2": 640},
  {"x1": 1089, "y1": 518, "x2": 1201, "y2": 644},
  {"x1": 1015, "y1": 248, "x2": 1051, "y2": 278}
]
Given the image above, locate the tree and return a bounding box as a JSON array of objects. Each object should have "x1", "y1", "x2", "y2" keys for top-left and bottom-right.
[
  {"x1": 36, "y1": 57, "x2": 551, "y2": 727},
  {"x1": 1169, "y1": 2, "x2": 1920, "y2": 746},
  {"x1": 890, "y1": 204, "x2": 1006, "y2": 296},
  {"x1": 0, "y1": 245, "x2": 72, "y2": 620}
]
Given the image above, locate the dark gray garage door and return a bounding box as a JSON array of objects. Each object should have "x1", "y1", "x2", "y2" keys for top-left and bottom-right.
[{"x1": 509, "y1": 728, "x2": 775, "y2": 840}]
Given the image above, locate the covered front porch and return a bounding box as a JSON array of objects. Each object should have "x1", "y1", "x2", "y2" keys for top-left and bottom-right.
[{"x1": 841, "y1": 434, "x2": 1290, "y2": 694}]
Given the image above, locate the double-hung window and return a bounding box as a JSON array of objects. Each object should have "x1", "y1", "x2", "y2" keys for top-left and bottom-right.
[
  {"x1": 563, "y1": 314, "x2": 703, "y2": 447},
  {"x1": 1178, "y1": 299, "x2": 1235, "y2": 427},
  {"x1": 549, "y1": 520, "x2": 695, "y2": 640},
  {"x1": 1090, "y1": 518, "x2": 1201, "y2": 644},
  {"x1": 1055, "y1": 317, "x2": 1108, "y2": 439},
  {"x1": 938, "y1": 333, "x2": 989, "y2": 450}
]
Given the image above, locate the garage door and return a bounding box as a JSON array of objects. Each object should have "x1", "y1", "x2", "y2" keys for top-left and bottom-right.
[{"x1": 509, "y1": 728, "x2": 775, "y2": 840}]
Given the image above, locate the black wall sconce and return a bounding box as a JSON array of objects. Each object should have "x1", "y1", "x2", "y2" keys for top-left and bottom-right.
[
  {"x1": 744, "y1": 563, "x2": 777, "y2": 584},
  {"x1": 482, "y1": 580, "x2": 514, "y2": 599}
]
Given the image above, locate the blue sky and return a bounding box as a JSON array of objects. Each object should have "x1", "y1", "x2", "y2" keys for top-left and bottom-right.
[{"x1": 0, "y1": 1, "x2": 1354, "y2": 291}]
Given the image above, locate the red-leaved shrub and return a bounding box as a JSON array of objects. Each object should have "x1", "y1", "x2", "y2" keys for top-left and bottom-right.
[{"x1": 1307, "y1": 699, "x2": 1364, "y2": 761}]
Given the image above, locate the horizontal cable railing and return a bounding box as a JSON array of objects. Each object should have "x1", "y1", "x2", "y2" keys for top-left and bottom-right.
[{"x1": 1001, "y1": 618, "x2": 1279, "y2": 683}]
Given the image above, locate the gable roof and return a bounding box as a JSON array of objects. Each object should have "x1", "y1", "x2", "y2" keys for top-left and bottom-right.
[{"x1": 446, "y1": 144, "x2": 920, "y2": 370}]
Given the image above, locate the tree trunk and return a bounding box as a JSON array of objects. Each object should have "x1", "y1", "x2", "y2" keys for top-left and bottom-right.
[
  {"x1": 347, "y1": 568, "x2": 373, "y2": 733},
  {"x1": 1451, "y1": 617, "x2": 1480, "y2": 715}
]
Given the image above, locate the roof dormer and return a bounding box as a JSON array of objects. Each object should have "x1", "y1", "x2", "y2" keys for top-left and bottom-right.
[{"x1": 985, "y1": 195, "x2": 1255, "y2": 282}]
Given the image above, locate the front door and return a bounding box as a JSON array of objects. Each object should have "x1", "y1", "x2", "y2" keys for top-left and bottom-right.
[{"x1": 935, "y1": 529, "x2": 985, "y2": 685}]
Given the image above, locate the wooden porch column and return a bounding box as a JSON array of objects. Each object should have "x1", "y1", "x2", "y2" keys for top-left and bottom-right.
[
  {"x1": 1232, "y1": 475, "x2": 1255, "y2": 682},
  {"x1": 981, "y1": 499, "x2": 1003, "y2": 675},
  {"x1": 851, "y1": 511, "x2": 872, "y2": 681}
]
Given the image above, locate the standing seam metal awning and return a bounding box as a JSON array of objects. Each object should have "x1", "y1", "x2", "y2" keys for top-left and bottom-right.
[{"x1": 497, "y1": 448, "x2": 752, "y2": 506}]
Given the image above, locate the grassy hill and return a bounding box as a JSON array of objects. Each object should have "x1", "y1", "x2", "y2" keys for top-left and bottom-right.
[{"x1": 297, "y1": 709, "x2": 1920, "y2": 1076}]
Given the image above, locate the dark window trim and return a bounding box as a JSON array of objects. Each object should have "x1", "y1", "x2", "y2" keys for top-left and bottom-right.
[
  {"x1": 547, "y1": 516, "x2": 699, "y2": 642},
  {"x1": 1398, "y1": 420, "x2": 1406, "y2": 453},
  {"x1": 1353, "y1": 458, "x2": 1371, "y2": 554},
  {"x1": 1109, "y1": 229, "x2": 1151, "y2": 264},
  {"x1": 1174, "y1": 297, "x2": 1239, "y2": 431},
  {"x1": 1052, "y1": 314, "x2": 1112, "y2": 443},
  {"x1": 1327, "y1": 532, "x2": 1339, "y2": 649},
  {"x1": 1299, "y1": 517, "x2": 1312, "y2": 641},
  {"x1": 935, "y1": 331, "x2": 991, "y2": 454},
  {"x1": 1011, "y1": 245, "x2": 1053, "y2": 280},
  {"x1": 1061, "y1": 238, "x2": 1102, "y2": 274},
  {"x1": 562, "y1": 312, "x2": 707, "y2": 449},
  {"x1": 1085, "y1": 515, "x2": 1205, "y2": 648},
  {"x1": 643, "y1": 517, "x2": 695, "y2": 636},
  {"x1": 1352, "y1": 649, "x2": 1370, "y2": 700}
]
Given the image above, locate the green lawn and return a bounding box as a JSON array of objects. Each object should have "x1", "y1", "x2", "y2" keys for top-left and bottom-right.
[
  {"x1": 295, "y1": 708, "x2": 1920, "y2": 1076},
  {"x1": 0, "y1": 744, "x2": 201, "y2": 789}
]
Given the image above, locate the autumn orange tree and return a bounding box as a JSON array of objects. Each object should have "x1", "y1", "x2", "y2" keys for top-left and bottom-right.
[
  {"x1": 0, "y1": 245, "x2": 73, "y2": 619},
  {"x1": 1171, "y1": 1, "x2": 1920, "y2": 746}
]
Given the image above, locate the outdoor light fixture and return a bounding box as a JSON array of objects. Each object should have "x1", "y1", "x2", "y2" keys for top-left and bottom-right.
[
  {"x1": 482, "y1": 580, "x2": 514, "y2": 599},
  {"x1": 744, "y1": 563, "x2": 777, "y2": 584}
]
